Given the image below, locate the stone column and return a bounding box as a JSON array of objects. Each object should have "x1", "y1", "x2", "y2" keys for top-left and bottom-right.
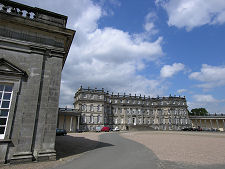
[
  {"x1": 204, "y1": 119, "x2": 207, "y2": 128},
  {"x1": 223, "y1": 120, "x2": 225, "y2": 131},
  {"x1": 210, "y1": 119, "x2": 212, "y2": 129},
  {"x1": 70, "y1": 116, "x2": 73, "y2": 132},
  {"x1": 200, "y1": 119, "x2": 202, "y2": 128},
  {"x1": 77, "y1": 116, "x2": 80, "y2": 130},
  {"x1": 216, "y1": 119, "x2": 219, "y2": 129},
  {"x1": 63, "y1": 115, "x2": 66, "y2": 130}
]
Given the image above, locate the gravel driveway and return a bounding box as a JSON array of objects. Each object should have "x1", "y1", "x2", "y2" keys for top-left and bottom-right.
[{"x1": 121, "y1": 131, "x2": 225, "y2": 169}]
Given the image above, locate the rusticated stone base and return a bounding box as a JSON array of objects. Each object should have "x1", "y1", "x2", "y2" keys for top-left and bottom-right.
[
  {"x1": 10, "y1": 152, "x2": 33, "y2": 164},
  {"x1": 36, "y1": 150, "x2": 56, "y2": 162}
]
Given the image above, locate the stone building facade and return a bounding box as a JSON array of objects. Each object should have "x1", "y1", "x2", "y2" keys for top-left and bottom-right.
[
  {"x1": 74, "y1": 87, "x2": 191, "y2": 131},
  {"x1": 190, "y1": 114, "x2": 225, "y2": 131},
  {"x1": 0, "y1": 1, "x2": 74, "y2": 164}
]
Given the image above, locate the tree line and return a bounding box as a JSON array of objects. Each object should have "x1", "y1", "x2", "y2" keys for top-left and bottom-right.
[{"x1": 188, "y1": 108, "x2": 209, "y2": 116}]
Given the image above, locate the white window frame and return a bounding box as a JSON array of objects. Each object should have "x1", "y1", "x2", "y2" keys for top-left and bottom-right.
[
  {"x1": 97, "y1": 105, "x2": 101, "y2": 112},
  {"x1": 90, "y1": 104, "x2": 93, "y2": 111},
  {"x1": 0, "y1": 84, "x2": 13, "y2": 139},
  {"x1": 138, "y1": 109, "x2": 141, "y2": 114},
  {"x1": 121, "y1": 118, "x2": 124, "y2": 124},
  {"x1": 138, "y1": 118, "x2": 142, "y2": 124},
  {"x1": 115, "y1": 118, "x2": 118, "y2": 124},
  {"x1": 97, "y1": 115, "x2": 101, "y2": 123},
  {"x1": 90, "y1": 115, "x2": 94, "y2": 123},
  {"x1": 128, "y1": 118, "x2": 131, "y2": 124},
  {"x1": 82, "y1": 114, "x2": 86, "y2": 123}
]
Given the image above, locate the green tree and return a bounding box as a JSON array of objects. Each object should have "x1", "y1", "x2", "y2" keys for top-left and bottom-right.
[{"x1": 189, "y1": 108, "x2": 209, "y2": 116}]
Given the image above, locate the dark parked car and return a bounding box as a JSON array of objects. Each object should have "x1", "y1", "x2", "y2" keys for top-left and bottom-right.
[
  {"x1": 101, "y1": 126, "x2": 110, "y2": 132},
  {"x1": 76, "y1": 129, "x2": 86, "y2": 133},
  {"x1": 182, "y1": 127, "x2": 194, "y2": 131},
  {"x1": 182, "y1": 127, "x2": 191, "y2": 131},
  {"x1": 56, "y1": 128, "x2": 67, "y2": 136}
]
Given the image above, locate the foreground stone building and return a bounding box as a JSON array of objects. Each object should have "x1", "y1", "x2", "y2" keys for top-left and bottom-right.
[
  {"x1": 74, "y1": 87, "x2": 191, "y2": 131},
  {"x1": 0, "y1": 0, "x2": 74, "y2": 164}
]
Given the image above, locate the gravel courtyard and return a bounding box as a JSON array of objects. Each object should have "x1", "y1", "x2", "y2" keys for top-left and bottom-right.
[
  {"x1": 121, "y1": 131, "x2": 225, "y2": 167},
  {"x1": 2, "y1": 131, "x2": 225, "y2": 169}
]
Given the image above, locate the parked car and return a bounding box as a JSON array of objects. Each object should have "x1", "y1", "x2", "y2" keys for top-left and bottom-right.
[
  {"x1": 96, "y1": 126, "x2": 102, "y2": 132},
  {"x1": 56, "y1": 128, "x2": 67, "y2": 136},
  {"x1": 181, "y1": 128, "x2": 190, "y2": 131},
  {"x1": 101, "y1": 126, "x2": 110, "y2": 132},
  {"x1": 197, "y1": 126, "x2": 202, "y2": 131},
  {"x1": 113, "y1": 126, "x2": 120, "y2": 131},
  {"x1": 76, "y1": 129, "x2": 85, "y2": 133},
  {"x1": 192, "y1": 128, "x2": 198, "y2": 131},
  {"x1": 181, "y1": 127, "x2": 194, "y2": 131},
  {"x1": 210, "y1": 128, "x2": 220, "y2": 132}
]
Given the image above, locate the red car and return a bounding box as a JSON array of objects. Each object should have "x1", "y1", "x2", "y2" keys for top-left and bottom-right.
[{"x1": 101, "y1": 126, "x2": 110, "y2": 132}]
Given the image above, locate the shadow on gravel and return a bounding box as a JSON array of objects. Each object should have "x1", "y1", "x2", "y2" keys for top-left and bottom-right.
[{"x1": 55, "y1": 135, "x2": 114, "y2": 160}]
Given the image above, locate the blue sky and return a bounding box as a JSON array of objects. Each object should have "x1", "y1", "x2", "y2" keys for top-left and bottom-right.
[{"x1": 15, "y1": 0, "x2": 225, "y2": 113}]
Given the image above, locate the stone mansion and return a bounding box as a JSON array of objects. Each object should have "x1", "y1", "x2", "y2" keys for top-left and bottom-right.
[{"x1": 74, "y1": 87, "x2": 191, "y2": 131}]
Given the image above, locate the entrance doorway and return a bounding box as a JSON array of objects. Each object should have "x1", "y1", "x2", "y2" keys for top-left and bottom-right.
[{"x1": 133, "y1": 117, "x2": 136, "y2": 125}]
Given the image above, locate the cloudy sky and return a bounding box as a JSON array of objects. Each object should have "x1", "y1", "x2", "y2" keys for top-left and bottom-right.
[{"x1": 15, "y1": 0, "x2": 225, "y2": 113}]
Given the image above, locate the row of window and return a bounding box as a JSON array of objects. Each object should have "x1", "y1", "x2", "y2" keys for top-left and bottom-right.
[
  {"x1": 111, "y1": 107, "x2": 187, "y2": 116},
  {"x1": 81, "y1": 104, "x2": 101, "y2": 112},
  {"x1": 82, "y1": 114, "x2": 101, "y2": 123},
  {"x1": 108, "y1": 99, "x2": 186, "y2": 106},
  {"x1": 113, "y1": 117, "x2": 189, "y2": 125},
  {"x1": 78, "y1": 94, "x2": 186, "y2": 106},
  {"x1": 80, "y1": 94, "x2": 103, "y2": 100},
  {"x1": 0, "y1": 84, "x2": 13, "y2": 139}
]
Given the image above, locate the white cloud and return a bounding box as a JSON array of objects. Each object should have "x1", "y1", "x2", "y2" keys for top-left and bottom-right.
[
  {"x1": 160, "y1": 63, "x2": 185, "y2": 78},
  {"x1": 143, "y1": 12, "x2": 158, "y2": 34},
  {"x1": 40, "y1": 1, "x2": 165, "y2": 107},
  {"x1": 13, "y1": 0, "x2": 167, "y2": 107},
  {"x1": 188, "y1": 94, "x2": 225, "y2": 113},
  {"x1": 157, "y1": 0, "x2": 225, "y2": 31},
  {"x1": 177, "y1": 89, "x2": 187, "y2": 94},
  {"x1": 189, "y1": 64, "x2": 225, "y2": 89},
  {"x1": 193, "y1": 94, "x2": 218, "y2": 103}
]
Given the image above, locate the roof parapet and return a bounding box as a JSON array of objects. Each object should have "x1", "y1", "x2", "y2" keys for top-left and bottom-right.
[
  {"x1": 75, "y1": 87, "x2": 186, "y2": 100},
  {"x1": 0, "y1": 0, "x2": 67, "y2": 27}
]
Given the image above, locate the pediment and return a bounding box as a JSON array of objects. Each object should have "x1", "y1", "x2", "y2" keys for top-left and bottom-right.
[{"x1": 0, "y1": 58, "x2": 27, "y2": 77}]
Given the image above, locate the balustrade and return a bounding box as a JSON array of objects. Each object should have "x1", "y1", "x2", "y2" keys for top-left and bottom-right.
[{"x1": 0, "y1": 0, "x2": 67, "y2": 27}]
